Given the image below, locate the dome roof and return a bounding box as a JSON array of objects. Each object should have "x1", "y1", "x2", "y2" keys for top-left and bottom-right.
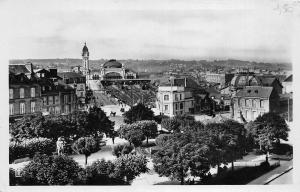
[
  {"x1": 103, "y1": 59, "x2": 123, "y2": 68},
  {"x1": 82, "y1": 42, "x2": 89, "y2": 55},
  {"x1": 230, "y1": 73, "x2": 261, "y2": 88}
]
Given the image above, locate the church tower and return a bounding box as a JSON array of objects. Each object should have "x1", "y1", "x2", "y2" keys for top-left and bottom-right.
[{"x1": 82, "y1": 42, "x2": 90, "y2": 85}]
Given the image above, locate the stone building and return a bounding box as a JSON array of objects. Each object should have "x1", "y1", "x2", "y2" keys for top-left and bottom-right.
[
  {"x1": 58, "y1": 72, "x2": 86, "y2": 108},
  {"x1": 9, "y1": 72, "x2": 43, "y2": 119},
  {"x1": 37, "y1": 69, "x2": 77, "y2": 115},
  {"x1": 232, "y1": 86, "x2": 280, "y2": 122}
]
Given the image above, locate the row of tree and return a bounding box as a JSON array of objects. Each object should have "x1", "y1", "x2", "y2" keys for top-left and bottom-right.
[
  {"x1": 152, "y1": 112, "x2": 289, "y2": 184},
  {"x1": 10, "y1": 106, "x2": 115, "y2": 143},
  {"x1": 12, "y1": 153, "x2": 148, "y2": 185}
]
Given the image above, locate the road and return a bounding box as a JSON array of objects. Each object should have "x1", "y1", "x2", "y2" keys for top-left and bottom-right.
[
  {"x1": 248, "y1": 160, "x2": 293, "y2": 185},
  {"x1": 268, "y1": 169, "x2": 293, "y2": 184}
]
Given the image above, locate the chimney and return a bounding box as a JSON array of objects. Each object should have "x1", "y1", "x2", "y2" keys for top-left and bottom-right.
[{"x1": 49, "y1": 68, "x2": 57, "y2": 77}]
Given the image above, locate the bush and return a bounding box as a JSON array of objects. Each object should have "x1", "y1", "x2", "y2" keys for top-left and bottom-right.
[
  {"x1": 155, "y1": 134, "x2": 170, "y2": 148},
  {"x1": 9, "y1": 138, "x2": 56, "y2": 163},
  {"x1": 83, "y1": 159, "x2": 127, "y2": 185},
  {"x1": 112, "y1": 154, "x2": 149, "y2": 183},
  {"x1": 20, "y1": 153, "x2": 83, "y2": 185},
  {"x1": 112, "y1": 144, "x2": 134, "y2": 157}
]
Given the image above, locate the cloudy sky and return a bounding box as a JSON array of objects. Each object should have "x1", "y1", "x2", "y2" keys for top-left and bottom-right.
[{"x1": 1, "y1": 0, "x2": 298, "y2": 62}]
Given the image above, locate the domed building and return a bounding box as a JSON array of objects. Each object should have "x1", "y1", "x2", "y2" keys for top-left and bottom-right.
[{"x1": 230, "y1": 72, "x2": 261, "y2": 94}]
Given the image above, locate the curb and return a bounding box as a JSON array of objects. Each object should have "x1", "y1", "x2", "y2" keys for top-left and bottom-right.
[{"x1": 264, "y1": 166, "x2": 293, "y2": 185}]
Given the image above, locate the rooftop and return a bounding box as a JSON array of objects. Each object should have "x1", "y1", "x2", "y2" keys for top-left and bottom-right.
[
  {"x1": 9, "y1": 64, "x2": 30, "y2": 74},
  {"x1": 235, "y1": 86, "x2": 273, "y2": 98},
  {"x1": 58, "y1": 72, "x2": 85, "y2": 79}
]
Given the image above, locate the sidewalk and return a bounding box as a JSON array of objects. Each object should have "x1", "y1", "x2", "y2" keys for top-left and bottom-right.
[{"x1": 247, "y1": 160, "x2": 293, "y2": 185}]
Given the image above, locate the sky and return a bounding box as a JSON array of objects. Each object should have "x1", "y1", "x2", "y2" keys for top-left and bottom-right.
[{"x1": 1, "y1": 0, "x2": 298, "y2": 62}]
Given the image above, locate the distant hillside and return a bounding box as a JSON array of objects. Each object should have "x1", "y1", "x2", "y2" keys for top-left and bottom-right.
[{"x1": 9, "y1": 58, "x2": 292, "y2": 73}]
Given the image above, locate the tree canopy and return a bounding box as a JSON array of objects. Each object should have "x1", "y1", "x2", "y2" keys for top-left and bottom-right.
[
  {"x1": 153, "y1": 119, "x2": 248, "y2": 184},
  {"x1": 9, "y1": 106, "x2": 114, "y2": 142},
  {"x1": 21, "y1": 153, "x2": 82, "y2": 185},
  {"x1": 123, "y1": 103, "x2": 154, "y2": 124},
  {"x1": 246, "y1": 112, "x2": 289, "y2": 161},
  {"x1": 72, "y1": 136, "x2": 101, "y2": 165}
]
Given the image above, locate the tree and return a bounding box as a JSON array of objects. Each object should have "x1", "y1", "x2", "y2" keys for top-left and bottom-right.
[
  {"x1": 21, "y1": 153, "x2": 82, "y2": 185},
  {"x1": 9, "y1": 114, "x2": 45, "y2": 141},
  {"x1": 204, "y1": 120, "x2": 247, "y2": 172},
  {"x1": 83, "y1": 159, "x2": 126, "y2": 185},
  {"x1": 127, "y1": 128, "x2": 145, "y2": 148},
  {"x1": 246, "y1": 112, "x2": 289, "y2": 163},
  {"x1": 153, "y1": 131, "x2": 213, "y2": 184},
  {"x1": 112, "y1": 154, "x2": 149, "y2": 183},
  {"x1": 161, "y1": 115, "x2": 196, "y2": 133},
  {"x1": 72, "y1": 136, "x2": 101, "y2": 166},
  {"x1": 112, "y1": 144, "x2": 134, "y2": 157},
  {"x1": 123, "y1": 103, "x2": 154, "y2": 124},
  {"x1": 118, "y1": 123, "x2": 145, "y2": 148},
  {"x1": 86, "y1": 106, "x2": 115, "y2": 137},
  {"x1": 136, "y1": 120, "x2": 158, "y2": 145},
  {"x1": 155, "y1": 134, "x2": 171, "y2": 148},
  {"x1": 161, "y1": 117, "x2": 181, "y2": 133}
]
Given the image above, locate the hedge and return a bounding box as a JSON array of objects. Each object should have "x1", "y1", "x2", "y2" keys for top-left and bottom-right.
[{"x1": 9, "y1": 138, "x2": 56, "y2": 163}]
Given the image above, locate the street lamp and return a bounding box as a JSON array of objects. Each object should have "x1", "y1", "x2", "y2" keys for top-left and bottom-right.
[{"x1": 211, "y1": 96, "x2": 215, "y2": 116}]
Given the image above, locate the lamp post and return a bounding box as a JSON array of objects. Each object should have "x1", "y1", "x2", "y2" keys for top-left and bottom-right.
[{"x1": 211, "y1": 96, "x2": 215, "y2": 116}]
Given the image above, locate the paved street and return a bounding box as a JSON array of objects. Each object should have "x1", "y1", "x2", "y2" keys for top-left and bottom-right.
[
  {"x1": 247, "y1": 160, "x2": 293, "y2": 185},
  {"x1": 268, "y1": 169, "x2": 293, "y2": 184}
]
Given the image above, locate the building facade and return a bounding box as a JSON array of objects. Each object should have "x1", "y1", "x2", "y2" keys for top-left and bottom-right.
[
  {"x1": 156, "y1": 85, "x2": 194, "y2": 117},
  {"x1": 205, "y1": 73, "x2": 234, "y2": 88},
  {"x1": 9, "y1": 73, "x2": 43, "y2": 119},
  {"x1": 232, "y1": 86, "x2": 280, "y2": 122},
  {"x1": 58, "y1": 72, "x2": 86, "y2": 108}
]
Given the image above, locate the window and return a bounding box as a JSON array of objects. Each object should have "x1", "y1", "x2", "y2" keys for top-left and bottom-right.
[
  {"x1": 64, "y1": 95, "x2": 68, "y2": 104},
  {"x1": 180, "y1": 103, "x2": 184, "y2": 109},
  {"x1": 246, "y1": 99, "x2": 251, "y2": 107},
  {"x1": 55, "y1": 106, "x2": 60, "y2": 114},
  {"x1": 175, "y1": 94, "x2": 179, "y2": 101},
  {"x1": 48, "y1": 96, "x2": 53, "y2": 105},
  {"x1": 55, "y1": 96, "x2": 59, "y2": 104},
  {"x1": 20, "y1": 88, "x2": 24, "y2": 98},
  {"x1": 80, "y1": 92, "x2": 84, "y2": 97},
  {"x1": 180, "y1": 94, "x2": 182, "y2": 100},
  {"x1": 31, "y1": 87, "x2": 35, "y2": 97},
  {"x1": 64, "y1": 105, "x2": 69, "y2": 114},
  {"x1": 252, "y1": 100, "x2": 256, "y2": 108},
  {"x1": 260, "y1": 100, "x2": 264, "y2": 108},
  {"x1": 9, "y1": 104, "x2": 14, "y2": 115},
  {"x1": 164, "y1": 95, "x2": 169, "y2": 101},
  {"x1": 9, "y1": 89, "x2": 13, "y2": 99},
  {"x1": 31, "y1": 102, "x2": 35, "y2": 113},
  {"x1": 20, "y1": 103, "x2": 25, "y2": 114},
  {"x1": 164, "y1": 105, "x2": 169, "y2": 112},
  {"x1": 43, "y1": 97, "x2": 47, "y2": 105}
]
